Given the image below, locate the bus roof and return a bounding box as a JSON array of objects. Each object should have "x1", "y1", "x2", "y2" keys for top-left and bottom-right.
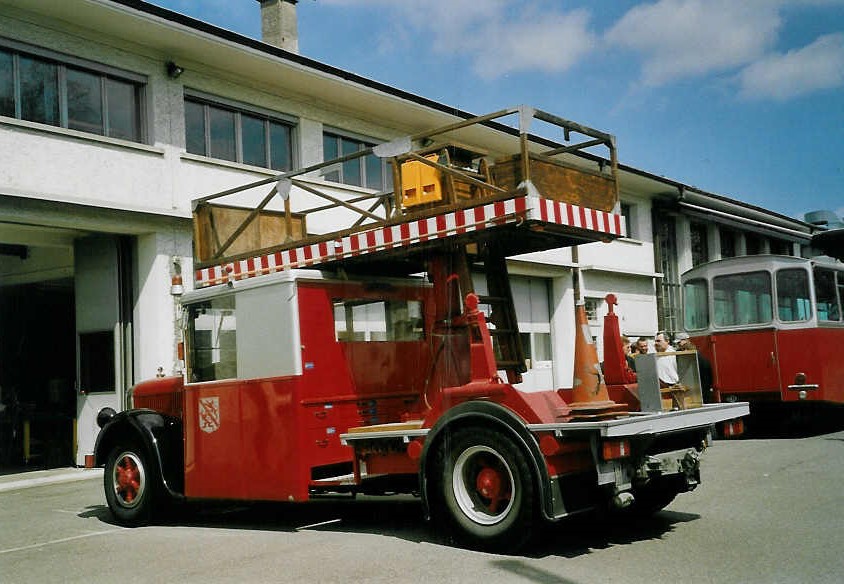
[{"x1": 681, "y1": 254, "x2": 841, "y2": 282}]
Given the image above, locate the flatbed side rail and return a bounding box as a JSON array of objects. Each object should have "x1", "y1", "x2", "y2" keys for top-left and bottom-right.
[
  {"x1": 526, "y1": 402, "x2": 750, "y2": 438},
  {"x1": 339, "y1": 403, "x2": 749, "y2": 444}
]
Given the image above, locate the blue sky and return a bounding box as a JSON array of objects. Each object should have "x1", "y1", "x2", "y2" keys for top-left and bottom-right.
[{"x1": 149, "y1": 0, "x2": 844, "y2": 222}]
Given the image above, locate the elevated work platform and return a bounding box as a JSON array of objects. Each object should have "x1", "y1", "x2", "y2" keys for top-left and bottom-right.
[{"x1": 192, "y1": 106, "x2": 626, "y2": 288}]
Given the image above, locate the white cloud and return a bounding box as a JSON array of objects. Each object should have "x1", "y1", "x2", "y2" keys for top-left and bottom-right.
[
  {"x1": 451, "y1": 8, "x2": 596, "y2": 79},
  {"x1": 738, "y1": 33, "x2": 844, "y2": 100},
  {"x1": 605, "y1": 0, "x2": 782, "y2": 86},
  {"x1": 322, "y1": 0, "x2": 597, "y2": 79}
]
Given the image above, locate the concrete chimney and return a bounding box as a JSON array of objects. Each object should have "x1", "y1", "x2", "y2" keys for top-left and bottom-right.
[{"x1": 257, "y1": 0, "x2": 298, "y2": 53}]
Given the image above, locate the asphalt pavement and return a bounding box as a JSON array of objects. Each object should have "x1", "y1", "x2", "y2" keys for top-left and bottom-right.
[{"x1": 0, "y1": 466, "x2": 102, "y2": 494}]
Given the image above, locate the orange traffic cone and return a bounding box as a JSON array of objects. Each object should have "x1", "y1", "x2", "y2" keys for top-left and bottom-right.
[{"x1": 568, "y1": 301, "x2": 627, "y2": 419}]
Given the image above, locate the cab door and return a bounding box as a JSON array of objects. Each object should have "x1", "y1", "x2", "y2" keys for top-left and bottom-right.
[{"x1": 74, "y1": 236, "x2": 132, "y2": 466}]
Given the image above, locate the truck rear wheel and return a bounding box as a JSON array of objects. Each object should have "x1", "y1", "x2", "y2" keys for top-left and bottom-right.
[
  {"x1": 104, "y1": 444, "x2": 158, "y2": 526},
  {"x1": 431, "y1": 427, "x2": 535, "y2": 551}
]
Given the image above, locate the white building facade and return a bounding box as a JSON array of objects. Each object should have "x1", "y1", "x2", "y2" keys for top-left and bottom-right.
[{"x1": 0, "y1": 0, "x2": 816, "y2": 468}]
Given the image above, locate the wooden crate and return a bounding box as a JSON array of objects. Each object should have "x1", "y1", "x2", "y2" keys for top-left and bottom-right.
[
  {"x1": 193, "y1": 203, "x2": 306, "y2": 263},
  {"x1": 491, "y1": 154, "x2": 617, "y2": 212}
]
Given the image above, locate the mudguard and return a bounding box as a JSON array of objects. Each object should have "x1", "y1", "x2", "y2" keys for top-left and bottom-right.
[
  {"x1": 94, "y1": 409, "x2": 185, "y2": 498},
  {"x1": 418, "y1": 400, "x2": 556, "y2": 522}
]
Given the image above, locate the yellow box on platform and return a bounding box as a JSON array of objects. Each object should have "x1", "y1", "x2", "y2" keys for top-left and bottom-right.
[{"x1": 401, "y1": 155, "x2": 443, "y2": 209}]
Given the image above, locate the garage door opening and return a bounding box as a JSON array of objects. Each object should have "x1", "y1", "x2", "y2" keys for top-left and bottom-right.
[{"x1": 0, "y1": 279, "x2": 76, "y2": 472}]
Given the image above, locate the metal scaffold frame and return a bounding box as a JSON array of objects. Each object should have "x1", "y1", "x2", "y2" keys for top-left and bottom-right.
[{"x1": 192, "y1": 106, "x2": 625, "y2": 287}]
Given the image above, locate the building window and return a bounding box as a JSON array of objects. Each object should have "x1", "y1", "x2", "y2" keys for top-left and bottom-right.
[
  {"x1": 0, "y1": 45, "x2": 144, "y2": 142},
  {"x1": 654, "y1": 211, "x2": 681, "y2": 334},
  {"x1": 769, "y1": 239, "x2": 790, "y2": 256},
  {"x1": 584, "y1": 296, "x2": 602, "y2": 322},
  {"x1": 185, "y1": 95, "x2": 294, "y2": 171},
  {"x1": 720, "y1": 229, "x2": 736, "y2": 258},
  {"x1": 690, "y1": 222, "x2": 709, "y2": 266},
  {"x1": 323, "y1": 131, "x2": 393, "y2": 191},
  {"x1": 620, "y1": 202, "x2": 636, "y2": 239},
  {"x1": 745, "y1": 233, "x2": 762, "y2": 255}
]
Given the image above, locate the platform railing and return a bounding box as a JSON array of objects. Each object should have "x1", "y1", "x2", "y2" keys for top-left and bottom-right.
[{"x1": 192, "y1": 106, "x2": 619, "y2": 269}]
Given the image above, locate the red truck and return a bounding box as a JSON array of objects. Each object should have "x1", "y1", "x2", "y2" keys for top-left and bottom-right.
[{"x1": 95, "y1": 107, "x2": 747, "y2": 551}]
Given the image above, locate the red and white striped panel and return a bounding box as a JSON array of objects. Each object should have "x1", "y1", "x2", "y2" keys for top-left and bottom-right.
[{"x1": 195, "y1": 196, "x2": 626, "y2": 288}]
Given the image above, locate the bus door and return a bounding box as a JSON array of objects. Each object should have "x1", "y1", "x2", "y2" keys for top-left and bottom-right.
[
  {"x1": 709, "y1": 270, "x2": 781, "y2": 401},
  {"x1": 711, "y1": 329, "x2": 781, "y2": 400}
]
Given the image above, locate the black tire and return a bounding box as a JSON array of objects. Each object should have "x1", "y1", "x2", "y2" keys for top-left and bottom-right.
[
  {"x1": 104, "y1": 444, "x2": 159, "y2": 526},
  {"x1": 430, "y1": 427, "x2": 535, "y2": 552}
]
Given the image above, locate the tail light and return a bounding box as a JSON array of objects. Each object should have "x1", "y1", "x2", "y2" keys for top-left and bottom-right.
[
  {"x1": 722, "y1": 419, "x2": 744, "y2": 438},
  {"x1": 602, "y1": 439, "x2": 631, "y2": 460}
]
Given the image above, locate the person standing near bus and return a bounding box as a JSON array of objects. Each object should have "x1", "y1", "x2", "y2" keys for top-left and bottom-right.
[{"x1": 654, "y1": 331, "x2": 679, "y2": 386}]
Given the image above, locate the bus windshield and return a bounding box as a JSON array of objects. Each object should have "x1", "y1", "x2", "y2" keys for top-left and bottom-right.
[
  {"x1": 713, "y1": 271, "x2": 772, "y2": 327},
  {"x1": 776, "y1": 268, "x2": 811, "y2": 322},
  {"x1": 814, "y1": 267, "x2": 843, "y2": 322}
]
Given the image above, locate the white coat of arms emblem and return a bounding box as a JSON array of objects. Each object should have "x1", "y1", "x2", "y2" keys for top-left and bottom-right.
[{"x1": 198, "y1": 397, "x2": 220, "y2": 433}]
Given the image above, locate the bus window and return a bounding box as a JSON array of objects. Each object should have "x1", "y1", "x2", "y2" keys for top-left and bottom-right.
[
  {"x1": 814, "y1": 268, "x2": 842, "y2": 321},
  {"x1": 776, "y1": 268, "x2": 811, "y2": 322},
  {"x1": 683, "y1": 278, "x2": 709, "y2": 330},
  {"x1": 713, "y1": 271, "x2": 772, "y2": 326}
]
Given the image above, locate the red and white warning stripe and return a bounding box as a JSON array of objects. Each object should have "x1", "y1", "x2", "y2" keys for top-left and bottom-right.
[{"x1": 195, "y1": 195, "x2": 626, "y2": 288}]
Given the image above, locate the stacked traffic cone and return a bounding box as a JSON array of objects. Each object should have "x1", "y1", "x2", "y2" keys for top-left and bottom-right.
[
  {"x1": 568, "y1": 301, "x2": 627, "y2": 419},
  {"x1": 602, "y1": 294, "x2": 636, "y2": 385}
]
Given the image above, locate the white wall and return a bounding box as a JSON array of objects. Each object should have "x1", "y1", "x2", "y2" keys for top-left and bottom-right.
[
  {"x1": 134, "y1": 232, "x2": 191, "y2": 380},
  {"x1": 550, "y1": 273, "x2": 576, "y2": 388}
]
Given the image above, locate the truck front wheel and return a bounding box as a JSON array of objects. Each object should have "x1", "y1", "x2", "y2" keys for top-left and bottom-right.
[
  {"x1": 431, "y1": 427, "x2": 535, "y2": 551},
  {"x1": 104, "y1": 444, "x2": 158, "y2": 526}
]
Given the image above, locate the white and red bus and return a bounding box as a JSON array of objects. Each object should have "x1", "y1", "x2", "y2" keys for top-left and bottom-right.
[{"x1": 681, "y1": 255, "x2": 844, "y2": 414}]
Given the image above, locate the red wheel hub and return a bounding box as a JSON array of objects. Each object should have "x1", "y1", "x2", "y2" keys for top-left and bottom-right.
[
  {"x1": 476, "y1": 467, "x2": 509, "y2": 513},
  {"x1": 116, "y1": 456, "x2": 141, "y2": 503}
]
